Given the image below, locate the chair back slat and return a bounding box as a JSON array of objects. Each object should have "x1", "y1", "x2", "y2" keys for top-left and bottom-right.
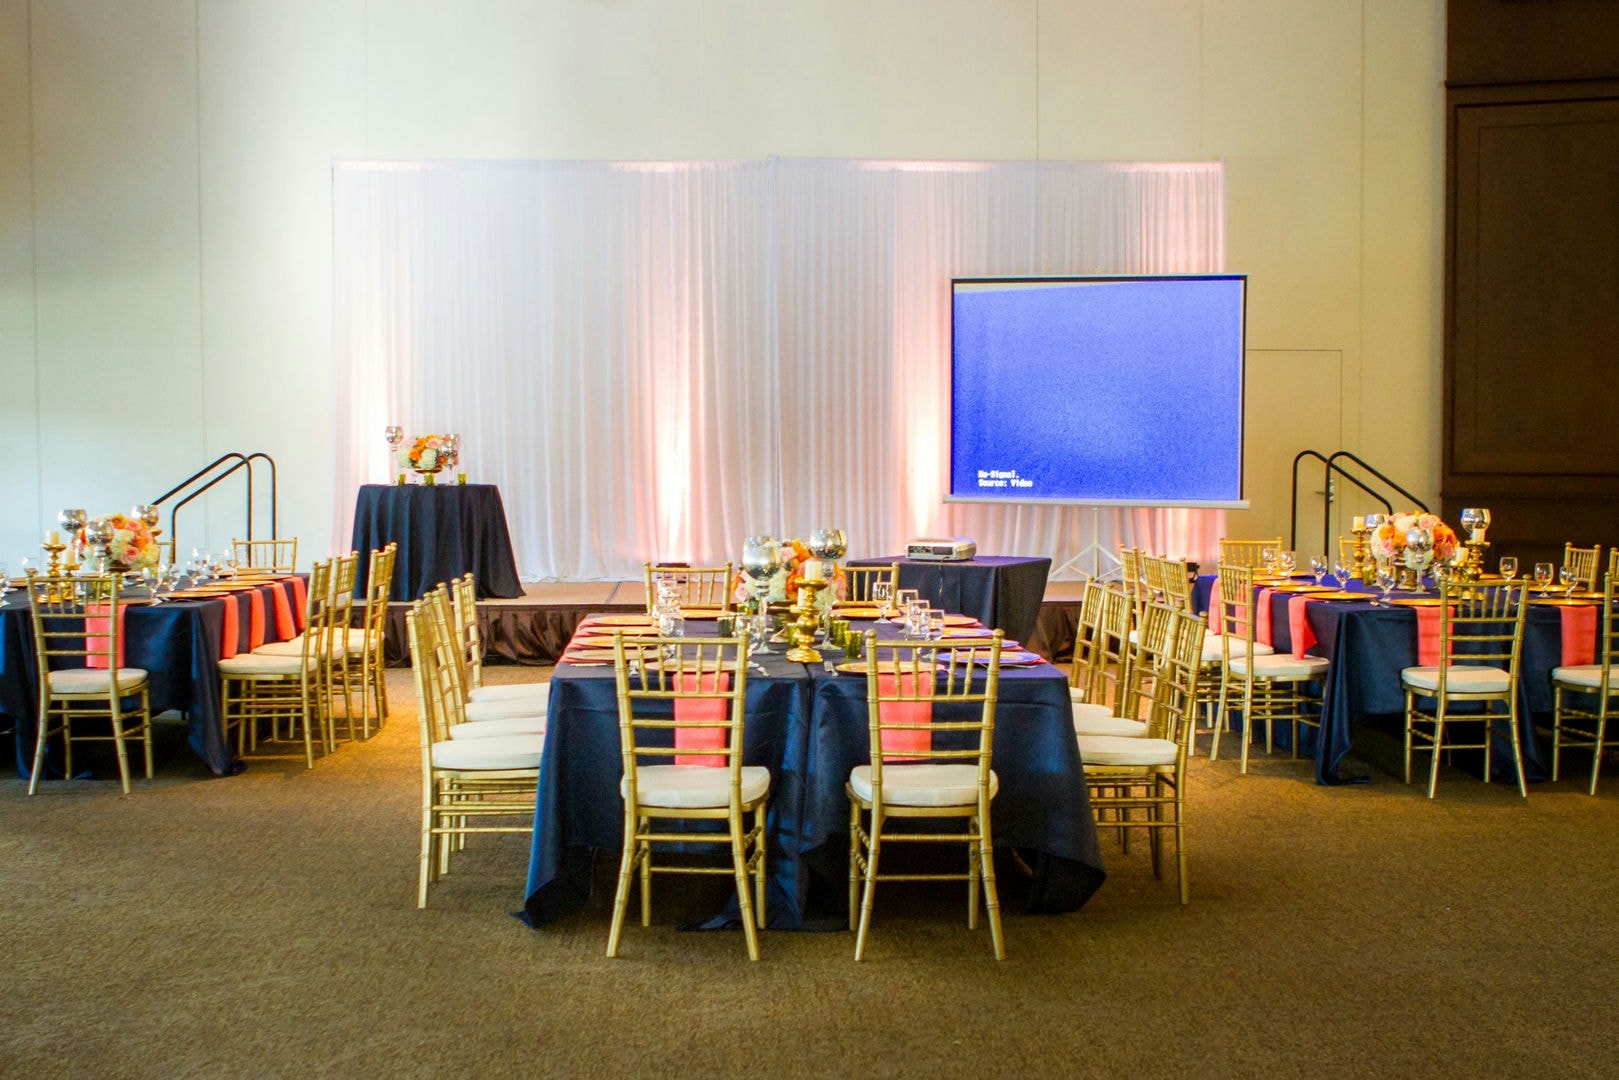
[
  {"x1": 844, "y1": 563, "x2": 899, "y2": 604},
  {"x1": 232, "y1": 537, "x2": 298, "y2": 573},
  {"x1": 643, "y1": 563, "x2": 735, "y2": 613},
  {"x1": 1564, "y1": 543, "x2": 1603, "y2": 591},
  {"x1": 860, "y1": 631, "x2": 1003, "y2": 796},
  {"x1": 1219, "y1": 538, "x2": 1282, "y2": 571},
  {"x1": 1435, "y1": 581, "x2": 1528, "y2": 678},
  {"x1": 612, "y1": 634, "x2": 750, "y2": 788}
]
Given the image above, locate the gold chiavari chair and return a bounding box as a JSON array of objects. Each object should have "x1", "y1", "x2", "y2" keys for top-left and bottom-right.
[
  {"x1": 1219, "y1": 537, "x2": 1283, "y2": 571},
  {"x1": 1119, "y1": 547, "x2": 1147, "y2": 627},
  {"x1": 423, "y1": 586, "x2": 544, "y2": 739},
  {"x1": 406, "y1": 602, "x2": 543, "y2": 908},
  {"x1": 848, "y1": 631, "x2": 1005, "y2": 960},
  {"x1": 326, "y1": 551, "x2": 361, "y2": 736},
  {"x1": 1337, "y1": 536, "x2": 1359, "y2": 569},
  {"x1": 1071, "y1": 586, "x2": 1153, "y2": 738},
  {"x1": 844, "y1": 563, "x2": 900, "y2": 605},
  {"x1": 1563, "y1": 543, "x2": 1603, "y2": 592},
  {"x1": 1212, "y1": 563, "x2": 1327, "y2": 772},
  {"x1": 1401, "y1": 581, "x2": 1530, "y2": 799},
  {"x1": 1076, "y1": 604, "x2": 1205, "y2": 903},
  {"x1": 446, "y1": 575, "x2": 550, "y2": 719},
  {"x1": 1140, "y1": 554, "x2": 1169, "y2": 608},
  {"x1": 232, "y1": 537, "x2": 298, "y2": 574},
  {"x1": 1544, "y1": 557, "x2": 1619, "y2": 794},
  {"x1": 608, "y1": 632, "x2": 766, "y2": 960},
  {"x1": 221, "y1": 559, "x2": 335, "y2": 769},
  {"x1": 1068, "y1": 581, "x2": 1115, "y2": 725},
  {"x1": 642, "y1": 562, "x2": 735, "y2": 614},
  {"x1": 331, "y1": 542, "x2": 395, "y2": 738},
  {"x1": 25, "y1": 573, "x2": 153, "y2": 795}
]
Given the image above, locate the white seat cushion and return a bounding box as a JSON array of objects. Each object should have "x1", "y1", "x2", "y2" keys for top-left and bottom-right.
[
  {"x1": 1400, "y1": 665, "x2": 1510, "y2": 694},
  {"x1": 848, "y1": 764, "x2": 998, "y2": 807},
  {"x1": 219, "y1": 653, "x2": 305, "y2": 676},
  {"x1": 253, "y1": 636, "x2": 346, "y2": 658},
  {"x1": 469, "y1": 682, "x2": 551, "y2": 705},
  {"x1": 465, "y1": 697, "x2": 549, "y2": 722},
  {"x1": 1072, "y1": 711, "x2": 1149, "y2": 737},
  {"x1": 1068, "y1": 687, "x2": 1090, "y2": 704},
  {"x1": 1071, "y1": 701, "x2": 1112, "y2": 723},
  {"x1": 430, "y1": 734, "x2": 544, "y2": 771},
  {"x1": 625, "y1": 764, "x2": 770, "y2": 809},
  {"x1": 1230, "y1": 654, "x2": 1329, "y2": 680},
  {"x1": 1202, "y1": 634, "x2": 1275, "y2": 662},
  {"x1": 1077, "y1": 734, "x2": 1179, "y2": 767},
  {"x1": 1551, "y1": 665, "x2": 1619, "y2": 691},
  {"x1": 449, "y1": 716, "x2": 546, "y2": 740},
  {"x1": 47, "y1": 667, "x2": 148, "y2": 695}
]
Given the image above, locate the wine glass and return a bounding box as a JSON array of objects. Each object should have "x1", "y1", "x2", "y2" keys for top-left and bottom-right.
[
  {"x1": 384, "y1": 425, "x2": 405, "y2": 469},
  {"x1": 1260, "y1": 545, "x2": 1278, "y2": 576},
  {"x1": 1332, "y1": 560, "x2": 1352, "y2": 590},
  {"x1": 1278, "y1": 550, "x2": 1296, "y2": 577},
  {"x1": 1533, "y1": 562, "x2": 1554, "y2": 598},
  {"x1": 1559, "y1": 566, "x2": 1576, "y2": 594},
  {"x1": 1375, "y1": 566, "x2": 1397, "y2": 606},
  {"x1": 741, "y1": 536, "x2": 781, "y2": 653},
  {"x1": 0, "y1": 561, "x2": 9, "y2": 604},
  {"x1": 871, "y1": 580, "x2": 893, "y2": 617},
  {"x1": 220, "y1": 550, "x2": 239, "y2": 580},
  {"x1": 1309, "y1": 555, "x2": 1328, "y2": 586},
  {"x1": 1499, "y1": 556, "x2": 1517, "y2": 582}
]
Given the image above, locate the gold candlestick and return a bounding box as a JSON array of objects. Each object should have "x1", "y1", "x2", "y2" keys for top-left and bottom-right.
[
  {"x1": 785, "y1": 577, "x2": 830, "y2": 663},
  {"x1": 41, "y1": 541, "x2": 67, "y2": 602}
]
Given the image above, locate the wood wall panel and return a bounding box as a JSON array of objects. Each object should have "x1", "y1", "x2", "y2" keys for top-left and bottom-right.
[{"x1": 1443, "y1": 5, "x2": 1619, "y2": 569}]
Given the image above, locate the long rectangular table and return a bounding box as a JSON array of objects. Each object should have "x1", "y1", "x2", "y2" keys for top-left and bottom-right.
[
  {"x1": 523, "y1": 614, "x2": 1105, "y2": 930},
  {"x1": 0, "y1": 577, "x2": 306, "y2": 780},
  {"x1": 1201, "y1": 576, "x2": 1600, "y2": 785}
]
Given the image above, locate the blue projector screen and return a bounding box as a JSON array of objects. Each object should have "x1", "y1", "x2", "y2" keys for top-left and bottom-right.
[{"x1": 949, "y1": 275, "x2": 1246, "y2": 507}]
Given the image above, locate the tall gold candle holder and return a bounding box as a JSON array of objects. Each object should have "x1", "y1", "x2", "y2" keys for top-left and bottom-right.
[
  {"x1": 41, "y1": 540, "x2": 67, "y2": 602},
  {"x1": 785, "y1": 576, "x2": 830, "y2": 663}
]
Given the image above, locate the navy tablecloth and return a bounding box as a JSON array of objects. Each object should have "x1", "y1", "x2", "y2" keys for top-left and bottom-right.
[
  {"x1": 1, "y1": 578, "x2": 304, "y2": 781},
  {"x1": 849, "y1": 556, "x2": 1052, "y2": 644},
  {"x1": 350, "y1": 484, "x2": 522, "y2": 602},
  {"x1": 522, "y1": 617, "x2": 1106, "y2": 930}
]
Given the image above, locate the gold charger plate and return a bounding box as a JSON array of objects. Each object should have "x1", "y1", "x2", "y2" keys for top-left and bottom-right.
[
  {"x1": 564, "y1": 647, "x2": 621, "y2": 662},
  {"x1": 1530, "y1": 598, "x2": 1601, "y2": 607},
  {"x1": 1305, "y1": 590, "x2": 1370, "y2": 601},
  {"x1": 834, "y1": 661, "x2": 872, "y2": 674},
  {"x1": 1392, "y1": 597, "x2": 1443, "y2": 607},
  {"x1": 585, "y1": 614, "x2": 656, "y2": 627},
  {"x1": 834, "y1": 607, "x2": 885, "y2": 620}
]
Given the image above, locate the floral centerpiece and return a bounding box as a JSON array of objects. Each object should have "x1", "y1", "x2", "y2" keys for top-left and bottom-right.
[
  {"x1": 732, "y1": 538, "x2": 847, "y2": 608},
  {"x1": 400, "y1": 434, "x2": 458, "y2": 482},
  {"x1": 104, "y1": 513, "x2": 160, "y2": 571},
  {"x1": 1369, "y1": 513, "x2": 1459, "y2": 563}
]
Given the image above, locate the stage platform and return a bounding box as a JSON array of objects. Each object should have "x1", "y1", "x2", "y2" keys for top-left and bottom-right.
[{"x1": 385, "y1": 580, "x2": 1085, "y2": 667}]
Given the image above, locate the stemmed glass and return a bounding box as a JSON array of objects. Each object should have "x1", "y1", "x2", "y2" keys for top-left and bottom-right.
[
  {"x1": 1260, "y1": 545, "x2": 1279, "y2": 576},
  {"x1": 384, "y1": 426, "x2": 405, "y2": 478},
  {"x1": 871, "y1": 580, "x2": 893, "y2": 617},
  {"x1": 1533, "y1": 562, "x2": 1554, "y2": 598},
  {"x1": 0, "y1": 561, "x2": 10, "y2": 605},
  {"x1": 1375, "y1": 566, "x2": 1397, "y2": 606},
  {"x1": 1309, "y1": 555, "x2": 1328, "y2": 586},
  {"x1": 220, "y1": 551, "x2": 239, "y2": 580},
  {"x1": 1559, "y1": 566, "x2": 1577, "y2": 595},
  {"x1": 741, "y1": 536, "x2": 781, "y2": 654},
  {"x1": 1499, "y1": 557, "x2": 1518, "y2": 582},
  {"x1": 1278, "y1": 550, "x2": 1296, "y2": 577},
  {"x1": 1332, "y1": 560, "x2": 1353, "y2": 590}
]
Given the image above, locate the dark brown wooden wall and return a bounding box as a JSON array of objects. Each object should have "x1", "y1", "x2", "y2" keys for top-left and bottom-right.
[{"x1": 1443, "y1": 1, "x2": 1619, "y2": 569}]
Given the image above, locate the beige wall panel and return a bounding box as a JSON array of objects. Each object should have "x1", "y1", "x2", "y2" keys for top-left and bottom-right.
[
  {"x1": 0, "y1": 0, "x2": 42, "y2": 558},
  {"x1": 197, "y1": 0, "x2": 365, "y2": 553},
  {"x1": 703, "y1": 0, "x2": 1037, "y2": 159},
  {"x1": 1359, "y1": 0, "x2": 1444, "y2": 503},
  {"x1": 1202, "y1": 0, "x2": 1363, "y2": 353},
  {"x1": 365, "y1": 0, "x2": 708, "y2": 160},
  {"x1": 30, "y1": 0, "x2": 203, "y2": 533},
  {"x1": 1035, "y1": 0, "x2": 1202, "y2": 160}
]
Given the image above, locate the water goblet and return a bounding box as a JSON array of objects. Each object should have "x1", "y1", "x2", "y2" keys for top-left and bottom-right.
[
  {"x1": 1309, "y1": 555, "x2": 1328, "y2": 586},
  {"x1": 1375, "y1": 566, "x2": 1397, "y2": 606},
  {"x1": 1559, "y1": 566, "x2": 1576, "y2": 594},
  {"x1": 1533, "y1": 562, "x2": 1554, "y2": 598},
  {"x1": 1498, "y1": 557, "x2": 1517, "y2": 582},
  {"x1": 1278, "y1": 551, "x2": 1297, "y2": 577},
  {"x1": 871, "y1": 580, "x2": 893, "y2": 617},
  {"x1": 1332, "y1": 560, "x2": 1352, "y2": 590},
  {"x1": 1260, "y1": 545, "x2": 1278, "y2": 575}
]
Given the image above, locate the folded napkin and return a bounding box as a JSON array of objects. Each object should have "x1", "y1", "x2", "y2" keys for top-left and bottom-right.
[
  {"x1": 673, "y1": 670, "x2": 731, "y2": 767},
  {"x1": 248, "y1": 588, "x2": 267, "y2": 650},
  {"x1": 220, "y1": 594, "x2": 240, "y2": 659},
  {"x1": 288, "y1": 576, "x2": 308, "y2": 632},
  {"x1": 270, "y1": 582, "x2": 295, "y2": 640},
  {"x1": 878, "y1": 669, "x2": 934, "y2": 760},
  {"x1": 1288, "y1": 596, "x2": 1316, "y2": 660},
  {"x1": 1562, "y1": 605, "x2": 1598, "y2": 667},
  {"x1": 1414, "y1": 606, "x2": 1443, "y2": 667},
  {"x1": 84, "y1": 602, "x2": 129, "y2": 669},
  {"x1": 1255, "y1": 588, "x2": 1276, "y2": 647}
]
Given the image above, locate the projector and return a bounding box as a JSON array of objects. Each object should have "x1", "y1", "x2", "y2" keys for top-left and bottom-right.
[{"x1": 905, "y1": 537, "x2": 977, "y2": 562}]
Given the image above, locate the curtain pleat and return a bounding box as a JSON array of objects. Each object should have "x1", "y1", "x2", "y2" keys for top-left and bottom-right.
[{"x1": 333, "y1": 158, "x2": 1227, "y2": 580}]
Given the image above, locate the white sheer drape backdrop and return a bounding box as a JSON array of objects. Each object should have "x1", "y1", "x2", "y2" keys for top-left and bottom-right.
[{"x1": 333, "y1": 158, "x2": 1226, "y2": 580}]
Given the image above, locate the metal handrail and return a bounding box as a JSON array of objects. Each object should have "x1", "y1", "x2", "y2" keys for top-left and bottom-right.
[
  {"x1": 1289, "y1": 449, "x2": 1427, "y2": 554},
  {"x1": 151, "y1": 451, "x2": 278, "y2": 554}
]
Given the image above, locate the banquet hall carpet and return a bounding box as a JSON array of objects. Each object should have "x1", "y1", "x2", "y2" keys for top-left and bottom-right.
[{"x1": 3, "y1": 669, "x2": 1617, "y2": 1079}]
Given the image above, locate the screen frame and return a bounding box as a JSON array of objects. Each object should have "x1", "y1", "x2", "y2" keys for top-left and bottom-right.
[{"x1": 944, "y1": 273, "x2": 1249, "y2": 509}]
